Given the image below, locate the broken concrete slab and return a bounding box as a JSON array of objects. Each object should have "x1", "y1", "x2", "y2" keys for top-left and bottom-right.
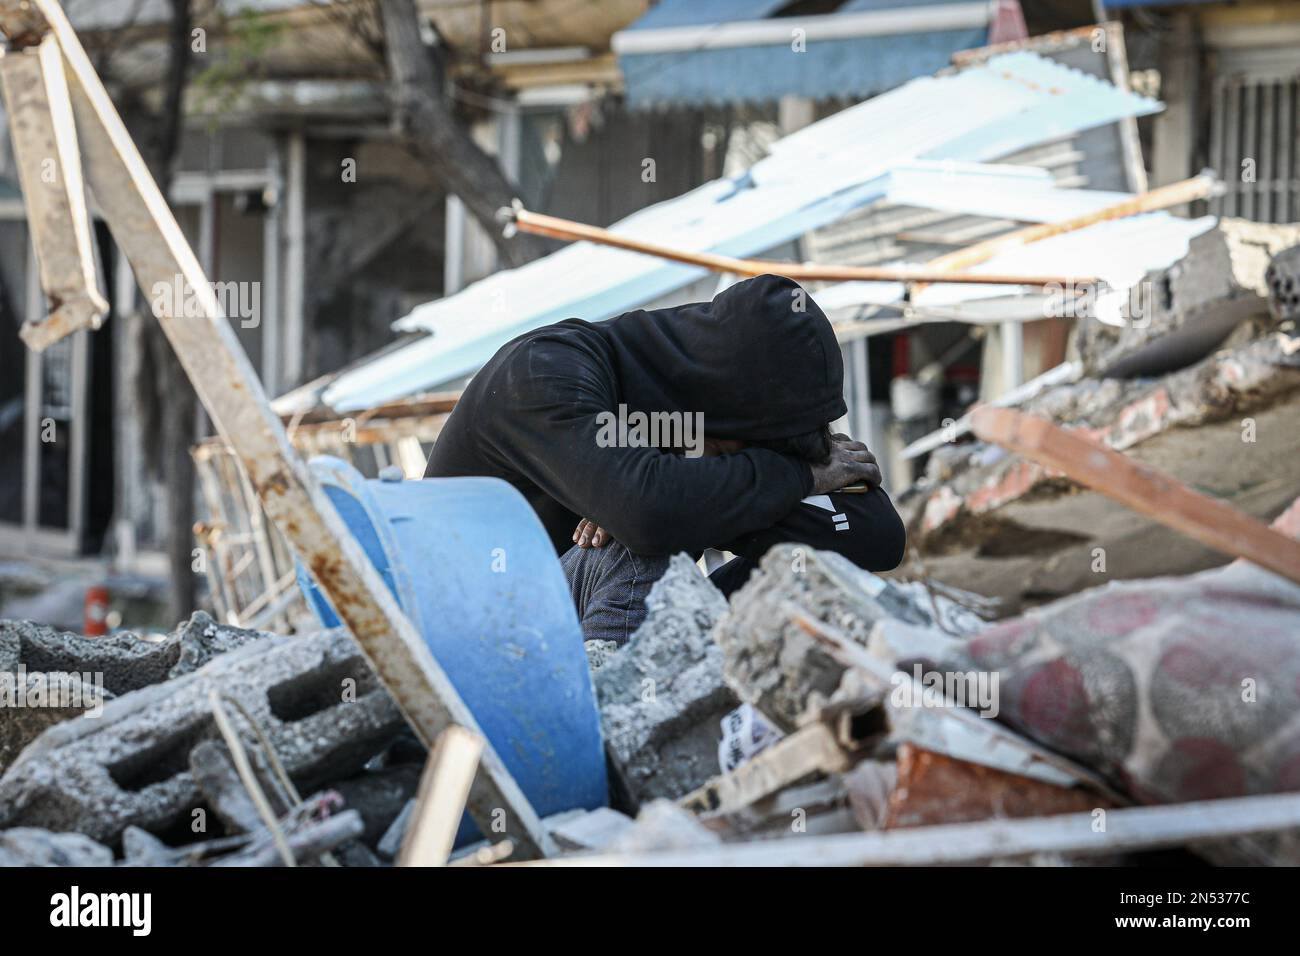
[
  {"x1": 594, "y1": 553, "x2": 734, "y2": 805},
  {"x1": 1076, "y1": 218, "x2": 1300, "y2": 379},
  {"x1": 169, "y1": 612, "x2": 268, "y2": 679},
  {"x1": 919, "y1": 497, "x2": 1300, "y2": 864},
  {"x1": 715, "y1": 545, "x2": 903, "y2": 733},
  {"x1": 0, "y1": 826, "x2": 114, "y2": 866},
  {"x1": 0, "y1": 628, "x2": 403, "y2": 847},
  {"x1": 900, "y1": 332, "x2": 1300, "y2": 611},
  {"x1": 1, "y1": 670, "x2": 112, "y2": 773},
  {"x1": 121, "y1": 825, "x2": 174, "y2": 865},
  {"x1": 1, "y1": 618, "x2": 176, "y2": 694},
  {"x1": 0, "y1": 610, "x2": 265, "y2": 700}
]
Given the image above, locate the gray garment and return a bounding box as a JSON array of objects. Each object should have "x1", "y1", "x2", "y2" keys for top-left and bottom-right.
[{"x1": 560, "y1": 541, "x2": 671, "y2": 645}]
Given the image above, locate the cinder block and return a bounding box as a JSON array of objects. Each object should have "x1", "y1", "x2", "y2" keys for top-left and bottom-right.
[
  {"x1": 0, "y1": 827, "x2": 114, "y2": 867},
  {"x1": 0, "y1": 612, "x2": 265, "y2": 774},
  {"x1": 0, "y1": 628, "x2": 403, "y2": 847}
]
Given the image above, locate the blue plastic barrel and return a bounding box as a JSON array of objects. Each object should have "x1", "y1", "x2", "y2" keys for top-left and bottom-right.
[{"x1": 295, "y1": 457, "x2": 607, "y2": 843}]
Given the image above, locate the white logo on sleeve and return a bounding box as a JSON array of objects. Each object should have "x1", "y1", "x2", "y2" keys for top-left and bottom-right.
[{"x1": 802, "y1": 495, "x2": 850, "y2": 532}]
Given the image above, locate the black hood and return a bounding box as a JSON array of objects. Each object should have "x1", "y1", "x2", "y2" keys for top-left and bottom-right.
[{"x1": 595, "y1": 275, "x2": 846, "y2": 442}]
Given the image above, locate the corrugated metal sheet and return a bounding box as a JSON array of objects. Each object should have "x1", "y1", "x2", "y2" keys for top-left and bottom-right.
[
  {"x1": 881, "y1": 160, "x2": 1132, "y2": 222},
  {"x1": 815, "y1": 213, "x2": 1218, "y2": 318},
  {"x1": 805, "y1": 137, "x2": 1091, "y2": 270},
  {"x1": 321, "y1": 52, "x2": 1160, "y2": 412}
]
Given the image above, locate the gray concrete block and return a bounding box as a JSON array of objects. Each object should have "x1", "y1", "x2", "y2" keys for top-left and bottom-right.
[
  {"x1": 190, "y1": 740, "x2": 266, "y2": 835},
  {"x1": 331, "y1": 764, "x2": 421, "y2": 847},
  {"x1": 0, "y1": 827, "x2": 114, "y2": 866},
  {"x1": 121, "y1": 825, "x2": 173, "y2": 865},
  {"x1": 1076, "y1": 220, "x2": 1300, "y2": 379},
  {"x1": 594, "y1": 554, "x2": 735, "y2": 805},
  {"x1": 168, "y1": 612, "x2": 267, "y2": 679},
  {"x1": 0, "y1": 610, "x2": 266, "y2": 695},
  {"x1": 0, "y1": 618, "x2": 180, "y2": 695},
  {"x1": 714, "y1": 545, "x2": 891, "y2": 733},
  {"x1": 0, "y1": 671, "x2": 112, "y2": 774},
  {"x1": 0, "y1": 612, "x2": 268, "y2": 776},
  {"x1": 0, "y1": 628, "x2": 403, "y2": 847}
]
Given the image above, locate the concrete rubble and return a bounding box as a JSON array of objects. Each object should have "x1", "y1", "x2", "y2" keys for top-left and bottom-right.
[
  {"x1": 0, "y1": 827, "x2": 115, "y2": 867},
  {"x1": 594, "y1": 553, "x2": 736, "y2": 806},
  {"x1": 1076, "y1": 218, "x2": 1299, "y2": 378},
  {"x1": 0, "y1": 611, "x2": 267, "y2": 774},
  {"x1": 564, "y1": 227, "x2": 1300, "y2": 863},
  {"x1": 899, "y1": 330, "x2": 1300, "y2": 610},
  {"x1": 2, "y1": 241, "x2": 1299, "y2": 871},
  {"x1": 0, "y1": 618, "x2": 409, "y2": 859}
]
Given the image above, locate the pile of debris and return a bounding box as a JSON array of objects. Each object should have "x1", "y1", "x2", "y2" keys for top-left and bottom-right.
[
  {"x1": 6, "y1": 477, "x2": 1299, "y2": 867},
  {"x1": 537, "y1": 490, "x2": 1300, "y2": 865},
  {"x1": 896, "y1": 219, "x2": 1300, "y2": 612},
  {"x1": 2, "y1": 233, "x2": 1299, "y2": 868}
]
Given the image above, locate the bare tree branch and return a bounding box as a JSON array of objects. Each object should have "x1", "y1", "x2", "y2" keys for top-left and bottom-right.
[{"x1": 377, "y1": 0, "x2": 545, "y2": 267}]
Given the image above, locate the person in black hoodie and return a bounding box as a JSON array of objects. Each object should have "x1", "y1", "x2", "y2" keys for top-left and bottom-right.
[{"x1": 424, "y1": 274, "x2": 905, "y2": 643}]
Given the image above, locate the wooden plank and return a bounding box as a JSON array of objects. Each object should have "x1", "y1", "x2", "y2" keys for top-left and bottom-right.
[
  {"x1": 679, "y1": 723, "x2": 852, "y2": 816},
  {"x1": 909, "y1": 173, "x2": 1218, "y2": 295},
  {"x1": 522, "y1": 791, "x2": 1300, "y2": 867},
  {"x1": 0, "y1": 33, "x2": 107, "y2": 350},
  {"x1": 508, "y1": 207, "x2": 1099, "y2": 289},
  {"x1": 2, "y1": 0, "x2": 554, "y2": 859},
  {"x1": 399, "y1": 726, "x2": 484, "y2": 868},
  {"x1": 971, "y1": 407, "x2": 1300, "y2": 586}
]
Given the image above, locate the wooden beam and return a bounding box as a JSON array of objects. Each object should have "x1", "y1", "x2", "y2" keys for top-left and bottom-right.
[
  {"x1": 506, "y1": 207, "x2": 1100, "y2": 289},
  {"x1": 399, "y1": 726, "x2": 484, "y2": 868},
  {"x1": 971, "y1": 407, "x2": 1300, "y2": 587},
  {"x1": 0, "y1": 33, "x2": 107, "y2": 350},
  {"x1": 909, "y1": 173, "x2": 1218, "y2": 295},
  {"x1": 6, "y1": 0, "x2": 554, "y2": 859}
]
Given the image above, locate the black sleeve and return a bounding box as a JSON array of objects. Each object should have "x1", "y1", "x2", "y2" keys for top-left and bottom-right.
[
  {"x1": 714, "y1": 485, "x2": 906, "y2": 573},
  {"x1": 485, "y1": 339, "x2": 815, "y2": 556}
]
